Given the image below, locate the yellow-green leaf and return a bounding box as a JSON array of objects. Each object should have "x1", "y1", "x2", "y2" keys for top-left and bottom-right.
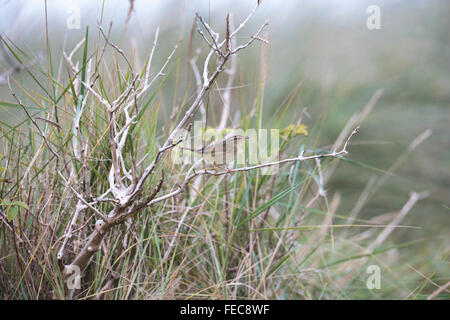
[
  {"x1": 0, "y1": 200, "x2": 29, "y2": 210},
  {"x1": 7, "y1": 206, "x2": 18, "y2": 222},
  {"x1": 13, "y1": 201, "x2": 29, "y2": 210}
]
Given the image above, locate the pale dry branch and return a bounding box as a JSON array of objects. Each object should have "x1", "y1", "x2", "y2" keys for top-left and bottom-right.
[
  {"x1": 146, "y1": 127, "x2": 360, "y2": 208},
  {"x1": 189, "y1": 49, "x2": 207, "y2": 124},
  {"x1": 230, "y1": 20, "x2": 269, "y2": 54},
  {"x1": 57, "y1": 6, "x2": 268, "y2": 292},
  {"x1": 9, "y1": 78, "x2": 107, "y2": 223},
  {"x1": 195, "y1": 13, "x2": 224, "y2": 58},
  {"x1": 218, "y1": 14, "x2": 237, "y2": 131},
  {"x1": 200, "y1": 126, "x2": 359, "y2": 176},
  {"x1": 145, "y1": 27, "x2": 160, "y2": 88},
  {"x1": 57, "y1": 200, "x2": 87, "y2": 259},
  {"x1": 99, "y1": 25, "x2": 133, "y2": 71}
]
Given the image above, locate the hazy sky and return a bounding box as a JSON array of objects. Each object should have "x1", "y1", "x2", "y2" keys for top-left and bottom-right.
[{"x1": 0, "y1": 0, "x2": 374, "y2": 40}]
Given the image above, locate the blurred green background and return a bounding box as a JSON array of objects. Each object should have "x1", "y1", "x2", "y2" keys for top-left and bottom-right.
[{"x1": 1, "y1": 0, "x2": 449, "y2": 297}]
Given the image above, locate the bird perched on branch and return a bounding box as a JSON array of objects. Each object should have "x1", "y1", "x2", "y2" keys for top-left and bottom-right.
[{"x1": 182, "y1": 134, "x2": 249, "y2": 172}]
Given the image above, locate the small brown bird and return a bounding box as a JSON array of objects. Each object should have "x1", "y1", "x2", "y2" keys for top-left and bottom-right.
[{"x1": 182, "y1": 134, "x2": 249, "y2": 172}]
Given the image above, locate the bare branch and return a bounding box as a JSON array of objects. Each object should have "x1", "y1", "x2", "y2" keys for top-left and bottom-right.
[
  {"x1": 146, "y1": 127, "x2": 360, "y2": 207},
  {"x1": 218, "y1": 14, "x2": 237, "y2": 130},
  {"x1": 99, "y1": 25, "x2": 133, "y2": 71},
  {"x1": 195, "y1": 13, "x2": 224, "y2": 58},
  {"x1": 145, "y1": 27, "x2": 160, "y2": 88},
  {"x1": 189, "y1": 49, "x2": 207, "y2": 124},
  {"x1": 230, "y1": 20, "x2": 269, "y2": 54}
]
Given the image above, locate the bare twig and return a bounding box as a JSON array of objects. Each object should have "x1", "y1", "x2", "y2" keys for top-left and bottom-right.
[
  {"x1": 146, "y1": 127, "x2": 360, "y2": 207},
  {"x1": 218, "y1": 14, "x2": 237, "y2": 131}
]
